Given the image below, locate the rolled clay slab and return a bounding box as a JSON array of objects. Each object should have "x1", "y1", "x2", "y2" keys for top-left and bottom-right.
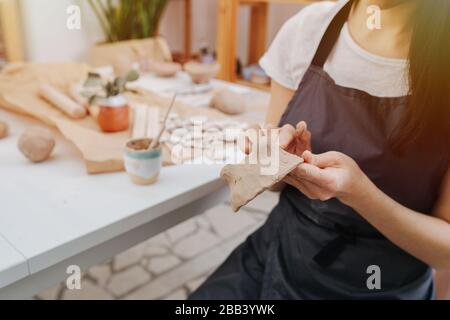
[{"x1": 221, "y1": 148, "x2": 303, "y2": 212}]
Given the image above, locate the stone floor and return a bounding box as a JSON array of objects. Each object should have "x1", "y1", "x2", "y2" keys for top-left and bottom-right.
[{"x1": 34, "y1": 192, "x2": 279, "y2": 300}]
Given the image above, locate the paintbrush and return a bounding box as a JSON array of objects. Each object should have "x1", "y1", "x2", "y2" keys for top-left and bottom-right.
[{"x1": 149, "y1": 94, "x2": 177, "y2": 150}]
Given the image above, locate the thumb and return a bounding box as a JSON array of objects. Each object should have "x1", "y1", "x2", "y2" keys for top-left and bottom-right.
[{"x1": 302, "y1": 151, "x2": 342, "y2": 168}]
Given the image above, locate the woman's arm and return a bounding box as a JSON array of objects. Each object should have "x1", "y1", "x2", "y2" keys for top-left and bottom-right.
[
  {"x1": 266, "y1": 80, "x2": 295, "y2": 126},
  {"x1": 348, "y1": 165, "x2": 450, "y2": 269},
  {"x1": 285, "y1": 151, "x2": 450, "y2": 269}
]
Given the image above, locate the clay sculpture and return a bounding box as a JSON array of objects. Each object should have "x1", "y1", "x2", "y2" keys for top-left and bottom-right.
[
  {"x1": 210, "y1": 89, "x2": 246, "y2": 115},
  {"x1": 184, "y1": 61, "x2": 220, "y2": 84},
  {"x1": 18, "y1": 127, "x2": 56, "y2": 163},
  {"x1": 221, "y1": 148, "x2": 303, "y2": 212},
  {"x1": 39, "y1": 83, "x2": 87, "y2": 119},
  {"x1": 0, "y1": 120, "x2": 8, "y2": 139}
]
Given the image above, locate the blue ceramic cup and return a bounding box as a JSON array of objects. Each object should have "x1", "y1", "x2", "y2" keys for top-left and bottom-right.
[{"x1": 124, "y1": 138, "x2": 162, "y2": 185}]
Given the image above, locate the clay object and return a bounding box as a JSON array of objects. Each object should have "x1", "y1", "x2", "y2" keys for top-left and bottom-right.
[
  {"x1": 210, "y1": 89, "x2": 246, "y2": 115},
  {"x1": 97, "y1": 95, "x2": 129, "y2": 133},
  {"x1": 184, "y1": 61, "x2": 220, "y2": 84},
  {"x1": 0, "y1": 120, "x2": 8, "y2": 139},
  {"x1": 124, "y1": 138, "x2": 162, "y2": 185},
  {"x1": 39, "y1": 83, "x2": 87, "y2": 119},
  {"x1": 18, "y1": 127, "x2": 56, "y2": 163},
  {"x1": 150, "y1": 61, "x2": 182, "y2": 77},
  {"x1": 221, "y1": 148, "x2": 303, "y2": 212}
]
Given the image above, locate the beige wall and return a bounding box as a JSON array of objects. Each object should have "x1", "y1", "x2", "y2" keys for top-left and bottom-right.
[{"x1": 19, "y1": 0, "x2": 305, "y2": 65}]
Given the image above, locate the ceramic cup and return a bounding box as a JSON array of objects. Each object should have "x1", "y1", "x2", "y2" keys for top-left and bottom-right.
[{"x1": 124, "y1": 138, "x2": 162, "y2": 185}]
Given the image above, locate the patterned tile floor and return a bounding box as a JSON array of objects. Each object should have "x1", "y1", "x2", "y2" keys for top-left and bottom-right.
[{"x1": 35, "y1": 192, "x2": 279, "y2": 300}]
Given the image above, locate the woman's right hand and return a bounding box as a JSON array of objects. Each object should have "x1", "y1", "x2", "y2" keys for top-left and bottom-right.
[
  {"x1": 279, "y1": 121, "x2": 312, "y2": 156},
  {"x1": 240, "y1": 121, "x2": 312, "y2": 157}
]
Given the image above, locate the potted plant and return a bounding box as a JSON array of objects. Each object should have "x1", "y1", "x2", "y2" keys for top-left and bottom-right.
[
  {"x1": 87, "y1": 0, "x2": 172, "y2": 74},
  {"x1": 82, "y1": 70, "x2": 139, "y2": 133}
]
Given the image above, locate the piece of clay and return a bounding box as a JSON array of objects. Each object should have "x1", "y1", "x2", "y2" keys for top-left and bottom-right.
[
  {"x1": 18, "y1": 127, "x2": 56, "y2": 163},
  {"x1": 221, "y1": 148, "x2": 303, "y2": 212},
  {"x1": 0, "y1": 120, "x2": 8, "y2": 139},
  {"x1": 184, "y1": 61, "x2": 220, "y2": 84},
  {"x1": 210, "y1": 89, "x2": 246, "y2": 115},
  {"x1": 149, "y1": 61, "x2": 182, "y2": 77},
  {"x1": 39, "y1": 83, "x2": 87, "y2": 119}
]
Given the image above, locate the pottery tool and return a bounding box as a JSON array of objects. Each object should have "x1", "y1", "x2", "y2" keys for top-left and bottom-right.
[
  {"x1": 146, "y1": 107, "x2": 161, "y2": 139},
  {"x1": 132, "y1": 104, "x2": 148, "y2": 139},
  {"x1": 149, "y1": 94, "x2": 177, "y2": 150}
]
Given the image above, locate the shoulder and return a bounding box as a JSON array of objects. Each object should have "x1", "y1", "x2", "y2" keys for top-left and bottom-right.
[
  {"x1": 260, "y1": 1, "x2": 343, "y2": 90},
  {"x1": 280, "y1": 1, "x2": 337, "y2": 65},
  {"x1": 283, "y1": 1, "x2": 338, "y2": 31}
]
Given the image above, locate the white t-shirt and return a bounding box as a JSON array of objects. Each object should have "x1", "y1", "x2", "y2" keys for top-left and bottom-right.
[{"x1": 259, "y1": 1, "x2": 409, "y2": 98}]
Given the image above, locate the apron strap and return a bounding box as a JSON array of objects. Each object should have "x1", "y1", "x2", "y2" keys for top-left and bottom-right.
[{"x1": 311, "y1": 0, "x2": 355, "y2": 68}]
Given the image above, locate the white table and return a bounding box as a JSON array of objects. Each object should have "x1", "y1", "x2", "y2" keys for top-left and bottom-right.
[{"x1": 0, "y1": 76, "x2": 266, "y2": 299}]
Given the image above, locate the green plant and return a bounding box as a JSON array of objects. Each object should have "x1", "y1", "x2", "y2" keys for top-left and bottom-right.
[
  {"x1": 87, "y1": 0, "x2": 169, "y2": 42},
  {"x1": 82, "y1": 69, "x2": 139, "y2": 103}
]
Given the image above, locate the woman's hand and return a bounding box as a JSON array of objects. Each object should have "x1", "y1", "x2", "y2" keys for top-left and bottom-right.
[
  {"x1": 284, "y1": 150, "x2": 369, "y2": 205},
  {"x1": 240, "y1": 121, "x2": 311, "y2": 156}
]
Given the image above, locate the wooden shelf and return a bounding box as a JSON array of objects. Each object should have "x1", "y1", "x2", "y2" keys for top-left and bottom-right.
[
  {"x1": 216, "y1": 0, "x2": 322, "y2": 89},
  {"x1": 0, "y1": 0, "x2": 24, "y2": 62}
]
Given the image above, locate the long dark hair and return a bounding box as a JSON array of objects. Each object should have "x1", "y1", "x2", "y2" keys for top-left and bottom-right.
[{"x1": 392, "y1": 0, "x2": 450, "y2": 151}]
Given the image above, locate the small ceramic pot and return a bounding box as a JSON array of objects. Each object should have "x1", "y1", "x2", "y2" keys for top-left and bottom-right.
[
  {"x1": 149, "y1": 60, "x2": 182, "y2": 77},
  {"x1": 98, "y1": 95, "x2": 129, "y2": 132},
  {"x1": 124, "y1": 138, "x2": 162, "y2": 185},
  {"x1": 184, "y1": 61, "x2": 220, "y2": 84}
]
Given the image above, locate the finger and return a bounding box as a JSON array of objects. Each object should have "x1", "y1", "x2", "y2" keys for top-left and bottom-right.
[
  {"x1": 295, "y1": 121, "x2": 307, "y2": 135},
  {"x1": 284, "y1": 175, "x2": 318, "y2": 200},
  {"x1": 292, "y1": 163, "x2": 331, "y2": 185},
  {"x1": 285, "y1": 174, "x2": 329, "y2": 200},
  {"x1": 302, "y1": 151, "x2": 341, "y2": 168},
  {"x1": 279, "y1": 124, "x2": 296, "y2": 149},
  {"x1": 239, "y1": 125, "x2": 261, "y2": 154},
  {"x1": 237, "y1": 131, "x2": 250, "y2": 154}
]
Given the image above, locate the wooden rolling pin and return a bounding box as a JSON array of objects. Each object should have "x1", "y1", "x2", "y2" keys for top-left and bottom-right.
[{"x1": 39, "y1": 83, "x2": 87, "y2": 119}]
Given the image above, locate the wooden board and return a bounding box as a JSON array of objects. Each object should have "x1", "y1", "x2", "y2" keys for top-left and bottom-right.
[{"x1": 0, "y1": 63, "x2": 235, "y2": 174}]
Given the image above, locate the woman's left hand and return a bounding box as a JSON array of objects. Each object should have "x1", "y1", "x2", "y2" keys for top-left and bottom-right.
[{"x1": 284, "y1": 150, "x2": 369, "y2": 205}]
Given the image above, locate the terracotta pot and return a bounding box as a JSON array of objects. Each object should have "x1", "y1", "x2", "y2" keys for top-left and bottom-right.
[
  {"x1": 90, "y1": 37, "x2": 172, "y2": 75},
  {"x1": 97, "y1": 95, "x2": 129, "y2": 133},
  {"x1": 184, "y1": 61, "x2": 220, "y2": 84}
]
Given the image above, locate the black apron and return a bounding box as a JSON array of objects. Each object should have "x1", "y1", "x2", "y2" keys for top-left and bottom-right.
[{"x1": 190, "y1": 0, "x2": 449, "y2": 300}]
